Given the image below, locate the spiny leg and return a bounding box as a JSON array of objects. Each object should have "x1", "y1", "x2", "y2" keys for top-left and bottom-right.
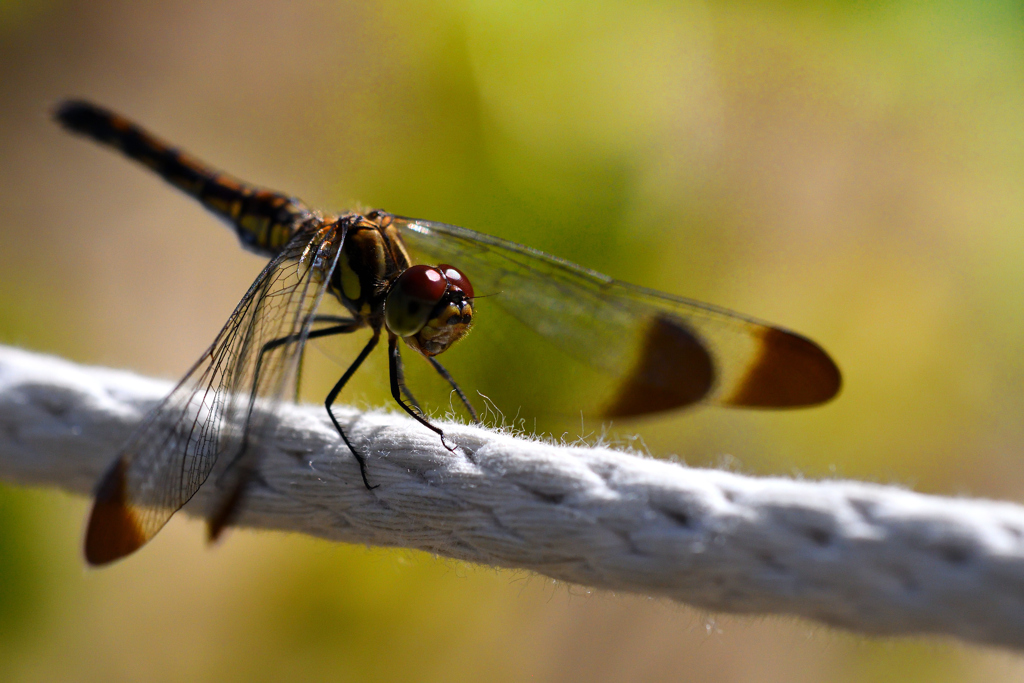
[
  {"x1": 294, "y1": 315, "x2": 363, "y2": 400},
  {"x1": 256, "y1": 316, "x2": 360, "y2": 377},
  {"x1": 388, "y1": 335, "x2": 455, "y2": 452},
  {"x1": 249, "y1": 316, "x2": 362, "y2": 434},
  {"x1": 326, "y1": 329, "x2": 382, "y2": 489},
  {"x1": 209, "y1": 317, "x2": 363, "y2": 537},
  {"x1": 393, "y1": 345, "x2": 424, "y2": 415},
  {"x1": 227, "y1": 316, "x2": 361, "y2": 466},
  {"x1": 426, "y1": 356, "x2": 479, "y2": 424}
]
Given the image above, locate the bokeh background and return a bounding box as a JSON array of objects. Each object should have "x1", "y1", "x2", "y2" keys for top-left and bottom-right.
[{"x1": 2, "y1": 0, "x2": 1024, "y2": 680}]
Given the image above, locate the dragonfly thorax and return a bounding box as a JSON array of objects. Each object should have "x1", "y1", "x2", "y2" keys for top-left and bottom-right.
[{"x1": 330, "y1": 212, "x2": 411, "y2": 320}]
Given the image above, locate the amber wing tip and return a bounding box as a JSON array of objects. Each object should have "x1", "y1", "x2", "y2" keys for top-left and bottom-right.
[
  {"x1": 84, "y1": 501, "x2": 147, "y2": 566},
  {"x1": 205, "y1": 477, "x2": 249, "y2": 544},
  {"x1": 728, "y1": 327, "x2": 842, "y2": 408},
  {"x1": 83, "y1": 459, "x2": 149, "y2": 566},
  {"x1": 601, "y1": 315, "x2": 715, "y2": 417}
]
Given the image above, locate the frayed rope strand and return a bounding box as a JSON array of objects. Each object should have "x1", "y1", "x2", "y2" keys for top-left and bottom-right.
[{"x1": 0, "y1": 346, "x2": 1023, "y2": 649}]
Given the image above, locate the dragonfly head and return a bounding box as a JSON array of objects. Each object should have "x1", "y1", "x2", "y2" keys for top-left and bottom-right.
[{"x1": 385, "y1": 264, "x2": 474, "y2": 356}]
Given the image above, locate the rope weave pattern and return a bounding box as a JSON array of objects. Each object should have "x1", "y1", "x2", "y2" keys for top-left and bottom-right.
[{"x1": 0, "y1": 346, "x2": 1022, "y2": 649}]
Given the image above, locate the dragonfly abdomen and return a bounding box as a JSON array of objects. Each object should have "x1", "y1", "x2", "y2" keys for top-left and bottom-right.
[{"x1": 55, "y1": 100, "x2": 309, "y2": 256}]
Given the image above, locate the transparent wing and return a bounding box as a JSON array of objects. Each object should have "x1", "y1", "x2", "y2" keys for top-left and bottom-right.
[
  {"x1": 395, "y1": 216, "x2": 840, "y2": 417},
  {"x1": 85, "y1": 222, "x2": 346, "y2": 564}
]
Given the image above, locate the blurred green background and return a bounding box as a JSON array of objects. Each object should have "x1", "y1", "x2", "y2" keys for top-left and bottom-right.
[{"x1": 2, "y1": 0, "x2": 1024, "y2": 680}]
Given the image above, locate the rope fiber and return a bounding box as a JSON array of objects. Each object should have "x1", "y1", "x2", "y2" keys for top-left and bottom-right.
[{"x1": 0, "y1": 346, "x2": 1022, "y2": 649}]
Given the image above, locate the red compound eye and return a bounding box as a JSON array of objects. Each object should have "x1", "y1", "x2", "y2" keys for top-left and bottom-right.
[
  {"x1": 399, "y1": 265, "x2": 447, "y2": 303},
  {"x1": 386, "y1": 265, "x2": 447, "y2": 337},
  {"x1": 438, "y1": 264, "x2": 474, "y2": 299}
]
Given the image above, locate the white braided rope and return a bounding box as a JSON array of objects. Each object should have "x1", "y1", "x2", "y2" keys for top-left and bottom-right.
[{"x1": 0, "y1": 346, "x2": 1022, "y2": 649}]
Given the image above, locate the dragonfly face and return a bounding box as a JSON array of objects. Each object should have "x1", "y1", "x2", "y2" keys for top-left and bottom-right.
[
  {"x1": 385, "y1": 264, "x2": 475, "y2": 356},
  {"x1": 55, "y1": 99, "x2": 841, "y2": 566}
]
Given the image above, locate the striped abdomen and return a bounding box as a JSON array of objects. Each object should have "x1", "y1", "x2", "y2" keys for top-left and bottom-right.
[{"x1": 55, "y1": 100, "x2": 310, "y2": 257}]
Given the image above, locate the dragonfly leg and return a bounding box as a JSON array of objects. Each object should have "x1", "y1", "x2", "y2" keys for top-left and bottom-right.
[
  {"x1": 388, "y1": 335, "x2": 456, "y2": 453},
  {"x1": 393, "y1": 347, "x2": 424, "y2": 415},
  {"x1": 228, "y1": 316, "x2": 361, "y2": 473},
  {"x1": 426, "y1": 356, "x2": 479, "y2": 424},
  {"x1": 209, "y1": 316, "x2": 366, "y2": 538},
  {"x1": 325, "y1": 329, "x2": 382, "y2": 490},
  {"x1": 251, "y1": 316, "x2": 361, "y2": 408},
  {"x1": 293, "y1": 315, "x2": 362, "y2": 400}
]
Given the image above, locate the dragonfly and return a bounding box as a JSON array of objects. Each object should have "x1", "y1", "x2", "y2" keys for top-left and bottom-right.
[{"x1": 55, "y1": 99, "x2": 841, "y2": 566}]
